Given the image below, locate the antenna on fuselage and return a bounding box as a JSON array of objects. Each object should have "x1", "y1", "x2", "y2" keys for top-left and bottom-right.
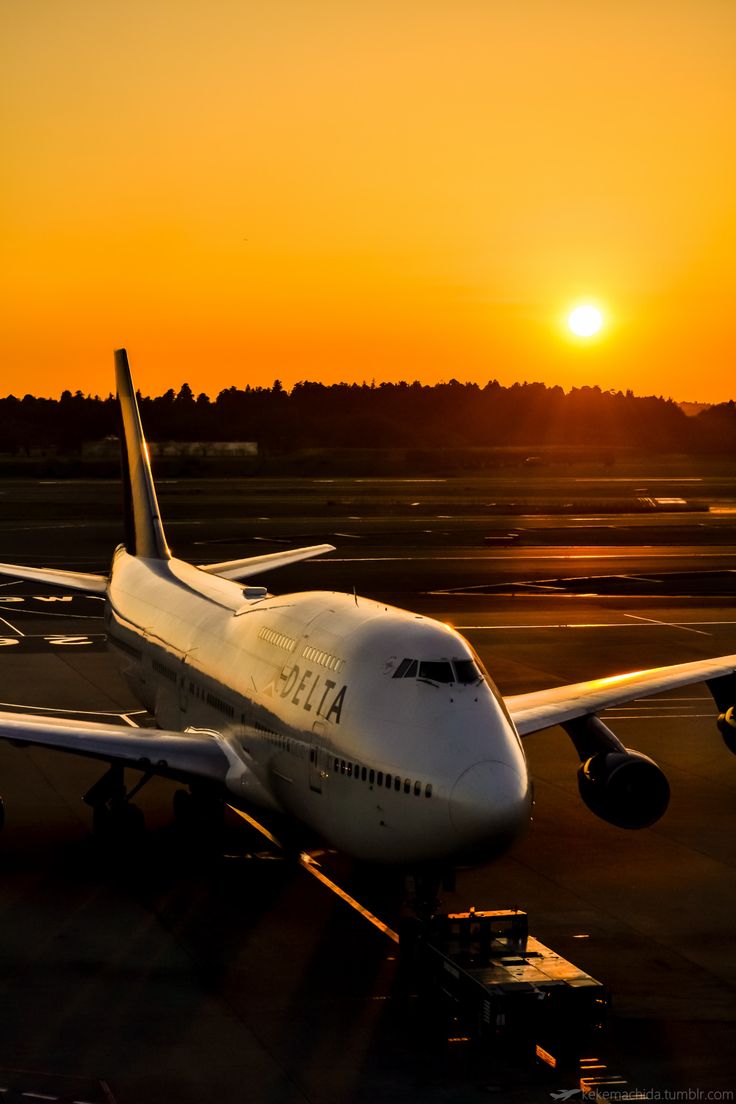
[{"x1": 353, "y1": 585, "x2": 358, "y2": 606}]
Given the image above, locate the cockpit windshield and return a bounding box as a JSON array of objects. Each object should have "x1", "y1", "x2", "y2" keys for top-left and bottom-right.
[
  {"x1": 392, "y1": 657, "x2": 483, "y2": 684},
  {"x1": 418, "y1": 661, "x2": 453, "y2": 683},
  {"x1": 452, "y1": 659, "x2": 483, "y2": 684}
]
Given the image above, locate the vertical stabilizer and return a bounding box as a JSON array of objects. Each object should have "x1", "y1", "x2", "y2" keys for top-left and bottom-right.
[{"x1": 115, "y1": 348, "x2": 170, "y2": 560}]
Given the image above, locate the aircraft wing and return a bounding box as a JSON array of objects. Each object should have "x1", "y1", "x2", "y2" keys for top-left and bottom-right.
[
  {"x1": 199, "y1": 543, "x2": 335, "y2": 581},
  {"x1": 0, "y1": 563, "x2": 108, "y2": 594},
  {"x1": 0, "y1": 711, "x2": 230, "y2": 784},
  {"x1": 0, "y1": 545, "x2": 337, "y2": 590},
  {"x1": 506, "y1": 653, "x2": 736, "y2": 736}
]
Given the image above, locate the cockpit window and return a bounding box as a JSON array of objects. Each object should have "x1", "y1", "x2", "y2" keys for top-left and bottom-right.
[
  {"x1": 418, "y1": 661, "x2": 454, "y2": 683},
  {"x1": 452, "y1": 659, "x2": 482, "y2": 684},
  {"x1": 392, "y1": 657, "x2": 479, "y2": 683}
]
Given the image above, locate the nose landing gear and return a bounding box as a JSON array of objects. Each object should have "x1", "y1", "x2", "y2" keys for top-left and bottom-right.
[{"x1": 405, "y1": 865, "x2": 456, "y2": 922}]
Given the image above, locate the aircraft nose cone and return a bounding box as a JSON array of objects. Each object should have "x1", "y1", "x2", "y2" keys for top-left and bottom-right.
[{"x1": 450, "y1": 759, "x2": 531, "y2": 860}]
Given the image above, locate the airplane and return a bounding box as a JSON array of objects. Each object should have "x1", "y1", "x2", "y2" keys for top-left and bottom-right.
[{"x1": 0, "y1": 348, "x2": 734, "y2": 900}]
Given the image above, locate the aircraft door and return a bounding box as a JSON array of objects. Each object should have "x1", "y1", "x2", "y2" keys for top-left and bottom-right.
[
  {"x1": 179, "y1": 661, "x2": 189, "y2": 719},
  {"x1": 309, "y1": 721, "x2": 327, "y2": 794}
]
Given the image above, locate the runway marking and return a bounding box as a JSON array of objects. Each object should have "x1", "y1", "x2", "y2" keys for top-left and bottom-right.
[
  {"x1": 624, "y1": 613, "x2": 710, "y2": 636},
  {"x1": 314, "y1": 551, "x2": 736, "y2": 562},
  {"x1": 0, "y1": 633, "x2": 106, "y2": 652},
  {"x1": 298, "y1": 854, "x2": 400, "y2": 944},
  {"x1": 604, "y1": 713, "x2": 715, "y2": 720},
  {"x1": 0, "y1": 595, "x2": 94, "y2": 604},
  {"x1": 0, "y1": 522, "x2": 102, "y2": 532},
  {"x1": 607, "y1": 704, "x2": 709, "y2": 712},
  {"x1": 631, "y1": 696, "x2": 709, "y2": 701},
  {"x1": 0, "y1": 633, "x2": 106, "y2": 638},
  {"x1": 120, "y1": 713, "x2": 146, "y2": 727},
  {"x1": 437, "y1": 591, "x2": 735, "y2": 600},
  {"x1": 0, "y1": 615, "x2": 23, "y2": 636},
  {"x1": 455, "y1": 620, "x2": 736, "y2": 630},
  {"x1": 0, "y1": 701, "x2": 143, "y2": 720},
  {"x1": 0, "y1": 606, "x2": 103, "y2": 621},
  {"x1": 0, "y1": 613, "x2": 23, "y2": 640},
  {"x1": 229, "y1": 806, "x2": 400, "y2": 944},
  {"x1": 573, "y1": 476, "x2": 704, "y2": 482}
]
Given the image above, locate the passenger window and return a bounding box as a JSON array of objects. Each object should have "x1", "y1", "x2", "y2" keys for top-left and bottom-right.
[
  {"x1": 394, "y1": 777, "x2": 401, "y2": 792},
  {"x1": 369, "y1": 769, "x2": 375, "y2": 784},
  {"x1": 334, "y1": 758, "x2": 339, "y2": 771},
  {"x1": 414, "y1": 781, "x2": 421, "y2": 796},
  {"x1": 340, "y1": 759, "x2": 346, "y2": 774},
  {"x1": 425, "y1": 783, "x2": 433, "y2": 798},
  {"x1": 347, "y1": 762, "x2": 352, "y2": 777},
  {"x1": 377, "y1": 771, "x2": 383, "y2": 786},
  {"x1": 385, "y1": 774, "x2": 392, "y2": 788},
  {"x1": 361, "y1": 767, "x2": 367, "y2": 781}
]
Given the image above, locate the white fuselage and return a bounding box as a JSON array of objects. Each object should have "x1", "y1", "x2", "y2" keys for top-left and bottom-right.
[{"x1": 105, "y1": 547, "x2": 532, "y2": 864}]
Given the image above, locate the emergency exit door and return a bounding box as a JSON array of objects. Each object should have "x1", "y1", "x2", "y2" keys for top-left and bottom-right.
[{"x1": 309, "y1": 721, "x2": 327, "y2": 793}]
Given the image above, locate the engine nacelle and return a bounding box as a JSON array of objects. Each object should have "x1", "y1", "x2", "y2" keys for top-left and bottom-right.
[
  {"x1": 717, "y1": 707, "x2": 736, "y2": 756},
  {"x1": 577, "y1": 748, "x2": 670, "y2": 830}
]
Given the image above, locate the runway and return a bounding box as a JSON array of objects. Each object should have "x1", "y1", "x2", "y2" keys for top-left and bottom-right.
[{"x1": 0, "y1": 476, "x2": 734, "y2": 1101}]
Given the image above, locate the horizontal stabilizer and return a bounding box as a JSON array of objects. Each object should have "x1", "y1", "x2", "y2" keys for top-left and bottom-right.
[
  {"x1": 199, "y1": 543, "x2": 335, "y2": 582},
  {"x1": 0, "y1": 710, "x2": 230, "y2": 784},
  {"x1": 0, "y1": 562, "x2": 108, "y2": 594}
]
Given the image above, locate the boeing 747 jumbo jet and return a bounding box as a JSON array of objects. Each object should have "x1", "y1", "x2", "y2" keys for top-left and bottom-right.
[{"x1": 0, "y1": 349, "x2": 735, "y2": 888}]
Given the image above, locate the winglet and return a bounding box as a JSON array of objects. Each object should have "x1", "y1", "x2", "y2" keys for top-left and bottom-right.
[{"x1": 115, "y1": 349, "x2": 170, "y2": 560}]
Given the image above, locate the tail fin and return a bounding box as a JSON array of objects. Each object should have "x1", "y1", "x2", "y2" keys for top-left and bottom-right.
[{"x1": 115, "y1": 348, "x2": 170, "y2": 560}]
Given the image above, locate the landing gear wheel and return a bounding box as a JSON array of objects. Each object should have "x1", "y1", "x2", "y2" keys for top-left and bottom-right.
[
  {"x1": 410, "y1": 870, "x2": 443, "y2": 920},
  {"x1": 92, "y1": 803, "x2": 110, "y2": 837},
  {"x1": 172, "y1": 787, "x2": 224, "y2": 855},
  {"x1": 114, "y1": 802, "x2": 145, "y2": 836},
  {"x1": 92, "y1": 801, "x2": 145, "y2": 846},
  {"x1": 172, "y1": 788, "x2": 193, "y2": 824}
]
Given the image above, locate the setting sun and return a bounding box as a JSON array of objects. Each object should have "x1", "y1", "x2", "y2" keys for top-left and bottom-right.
[{"x1": 568, "y1": 304, "x2": 605, "y2": 338}]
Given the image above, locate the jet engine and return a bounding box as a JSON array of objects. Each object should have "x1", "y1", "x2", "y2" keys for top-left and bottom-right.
[
  {"x1": 706, "y1": 674, "x2": 736, "y2": 756},
  {"x1": 563, "y1": 715, "x2": 670, "y2": 829},
  {"x1": 577, "y1": 749, "x2": 670, "y2": 829},
  {"x1": 717, "y1": 706, "x2": 736, "y2": 756}
]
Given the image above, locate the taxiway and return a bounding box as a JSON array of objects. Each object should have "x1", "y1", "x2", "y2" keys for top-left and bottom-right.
[{"x1": 0, "y1": 476, "x2": 733, "y2": 1102}]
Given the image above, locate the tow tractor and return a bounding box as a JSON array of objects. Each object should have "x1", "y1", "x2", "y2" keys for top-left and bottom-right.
[
  {"x1": 231, "y1": 806, "x2": 627, "y2": 1091},
  {"x1": 400, "y1": 906, "x2": 616, "y2": 1081}
]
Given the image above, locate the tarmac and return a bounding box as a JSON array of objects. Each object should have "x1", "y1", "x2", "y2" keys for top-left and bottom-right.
[{"x1": 0, "y1": 474, "x2": 734, "y2": 1102}]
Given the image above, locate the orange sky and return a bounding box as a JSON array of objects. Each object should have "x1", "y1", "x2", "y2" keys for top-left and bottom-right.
[{"x1": 2, "y1": 1, "x2": 735, "y2": 401}]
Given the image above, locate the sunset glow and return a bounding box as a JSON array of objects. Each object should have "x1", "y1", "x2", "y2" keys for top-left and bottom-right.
[{"x1": 2, "y1": 2, "x2": 735, "y2": 401}]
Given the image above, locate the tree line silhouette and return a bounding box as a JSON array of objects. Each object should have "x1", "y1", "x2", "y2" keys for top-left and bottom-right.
[{"x1": 1, "y1": 379, "x2": 734, "y2": 455}]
